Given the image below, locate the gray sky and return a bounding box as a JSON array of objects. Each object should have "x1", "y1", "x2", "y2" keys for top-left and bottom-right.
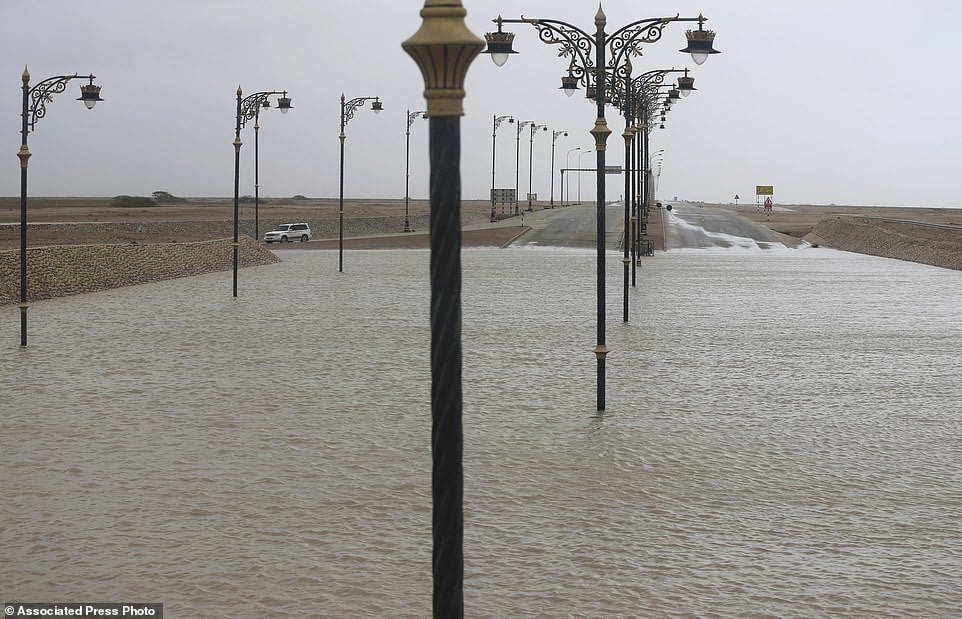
[{"x1": 2, "y1": 0, "x2": 959, "y2": 207}]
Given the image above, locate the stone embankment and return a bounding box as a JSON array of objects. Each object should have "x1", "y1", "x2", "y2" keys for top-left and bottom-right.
[
  {"x1": 804, "y1": 216, "x2": 962, "y2": 271},
  {"x1": 0, "y1": 236, "x2": 279, "y2": 305}
]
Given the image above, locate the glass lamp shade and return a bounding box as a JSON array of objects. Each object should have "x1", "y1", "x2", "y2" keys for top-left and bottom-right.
[
  {"x1": 483, "y1": 29, "x2": 517, "y2": 67},
  {"x1": 371, "y1": 100, "x2": 383, "y2": 114},
  {"x1": 77, "y1": 83, "x2": 103, "y2": 109},
  {"x1": 560, "y1": 75, "x2": 579, "y2": 97},
  {"x1": 680, "y1": 23, "x2": 720, "y2": 66},
  {"x1": 276, "y1": 95, "x2": 293, "y2": 114}
]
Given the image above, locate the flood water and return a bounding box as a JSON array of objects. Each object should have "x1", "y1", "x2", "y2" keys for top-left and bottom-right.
[{"x1": 2, "y1": 243, "x2": 961, "y2": 617}]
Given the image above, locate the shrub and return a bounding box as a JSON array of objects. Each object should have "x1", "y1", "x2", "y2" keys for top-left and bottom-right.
[
  {"x1": 112, "y1": 195, "x2": 157, "y2": 208},
  {"x1": 152, "y1": 191, "x2": 187, "y2": 203}
]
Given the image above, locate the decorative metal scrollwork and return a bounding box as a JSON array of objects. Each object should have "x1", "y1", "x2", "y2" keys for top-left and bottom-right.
[
  {"x1": 342, "y1": 96, "x2": 377, "y2": 126},
  {"x1": 26, "y1": 74, "x2": 77, "y2": 132},
  {"x1": 239, "y1": 92, "x2": 281, "y2": 129},
  {"x1": 607, "y1": 16, "x2": 679, "y2": 70}
]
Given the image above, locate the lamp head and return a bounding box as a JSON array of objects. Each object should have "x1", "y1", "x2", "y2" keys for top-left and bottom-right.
[
  {"x1": 483, "y1": 16, "x2": 518, "y2": 66},
  {"x1": 277, "y1": 91, "x2": 293, "y2": 114},
  {"x1": 680, "y1": 14, "x2": 720, "y2": 65},
  {"x1": 371, "y1": 99, "x2": 383, "y2": 114},
  {"x1": 77, "y1": 75, "x2": 103, "y2": 109},
  {"x1": 560, "y1": 74, "x2": 579, "y2": 97}
]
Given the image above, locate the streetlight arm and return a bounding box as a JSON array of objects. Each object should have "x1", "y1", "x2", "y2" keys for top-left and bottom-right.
[
  {"x1": 238, "y1": 90, "x2": 289, "y2": 129},
  {"x1": 499, "y1": 16, "x2": 595, "y2": 85},
  {"x1": 24, "y1": 73, "x2": 95, "y2": 133},
  {"x1": 607, "y1": 15, "x2": 688, "y2": 67},
  {"x1": 342, "y1": 95, "x2": 381, "y2": 127},
  {"x1": 408, "y1": 109, "x2": 428, "y2": 129}
]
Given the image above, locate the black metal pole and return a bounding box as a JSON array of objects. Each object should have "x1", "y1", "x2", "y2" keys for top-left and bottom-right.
[
  {"x1": 338, "y1": 95, "x2": 346, "y2": 273},
  {"x1": 631, "y1": 116, "x2": 639, "y2": 284},
  {"x1": 19, "y1": 72, "x2": 30, "y2": 347},
  {"x1": 254, "y1": 107, "x2": 260, "y2": 242},
  {"x1": 622, "y1": 125, "x2": 631, "y2": 324},
  {"x1": 592, "y1": 10, "x2": 610, "y2": 412},
  {"x1": 428, "y1": 114, "x2": 464, "y2": 618},
  {"x1": 515, "y1": 122, "x2": 521, "y2": 215},
  {"x1": 405, "y1": 109, "x2": 412, "y2": 232},
  {"x1": 527, "y1": 126, "x2": 534, "y2": 211},
  {"x1": 490, "y1": 115, "x2": 497, "y2": 221},
  {"x1": 232, "y1": 88, "x2": 242, "y2": 298}
]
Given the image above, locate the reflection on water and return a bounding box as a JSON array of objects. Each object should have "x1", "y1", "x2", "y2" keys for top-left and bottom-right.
[{"x1": 2, "y1": 247, "x2": 961, "y2": 617}]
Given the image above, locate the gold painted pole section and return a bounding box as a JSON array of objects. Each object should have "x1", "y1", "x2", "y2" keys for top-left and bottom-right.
[{"x1": 402, "y1": 0, "x2": 484, "y2": 117}]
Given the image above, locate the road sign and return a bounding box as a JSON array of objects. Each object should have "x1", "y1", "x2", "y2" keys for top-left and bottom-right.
[
  {"x1": 491, "y1": 188, "x2": 515, "y2": 205},
  {"x1": 755, "y1": 185, "x2": 774, "y2": 196}
]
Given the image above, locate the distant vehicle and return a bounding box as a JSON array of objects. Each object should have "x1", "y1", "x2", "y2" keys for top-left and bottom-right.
[{"x1": 264, "y1": 223, "x2": 311, "y2": 243}]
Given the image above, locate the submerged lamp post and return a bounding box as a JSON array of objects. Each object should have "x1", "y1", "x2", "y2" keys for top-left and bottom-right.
[
  {"x1": 549, "y1": 129, "x2": 567, "y2": 207},
  {"x1": 490, "y1": 114, "x2": 513, "y2": 221},
  {"x1": 233, "y1": 86, "x2": 292, "y2": 298},
  {"x1": 514, "y1": 120, "x2": 534, "y2": 215},
  {"x1": 527, "y1": 122, "x2": 547, "y2": 210},
  {"x1": 18, "y1": 68, "x2": 103, "y2": 347},
  {"x1": 484, "y1": 7, "x2": 719, "y2": 411},
  {"x1": 564, "y1": 146, "x2": 582, "y2": 206},
  {"x1": 403, "y1": 0, "x2": 483, "y2": 615},
  {"x1": 612, "y1": 67, "x2": 691, "y2": 321},
  {"x1": 252, "y1": 92, "x2": 292, "y2": 242},
  {"x1": 405, "y1": 108, "x2": 428, "y2": 232},
  {"x1": 338, "y1": 93, "x2": 383, "y2": 272}
]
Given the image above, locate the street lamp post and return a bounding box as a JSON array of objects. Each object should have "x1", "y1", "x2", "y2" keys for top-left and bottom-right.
[
  {"x1": 515, "y1": 120, "x2": 534, "y2": 215},
  {"x1": 403, "y1": 1, "x2": 484, "y2": 615},
  {"x1": 577, "y1": 149, "x2": 592, "y2": 204},
  {"x1": 484, "y1": 8, "x2": 719, "y2": 411},
  {"x1": 339, "y1": 93, "x2": 383, "y2": 272},
  {"x1": 549, "y1": 129, "x2": 568, "y2": 207},
  {"x1": 527, "y1": 123, "x2": 547, "y2": 210},
  {"x1": 490, "y1": 114, "x2": 513, "y2": 221},
  {"x1": 405, "y1": 108, "x2": 427, "y2": 232},
  {"x1": 613, "y1": 68, "x2": 692, "y2": 320},
  {"x1": 233, "y1": 87, "x2": 291, "y2": 297},
  {"x1": 18, "y1": 68, "x2": 103, "y2": 347},
  {"x1": 564, "y1": 146, "x2": 582, "y2": 206},
  {"x1": 252, "y1": 92, "x2": 291, "y2": 242}
]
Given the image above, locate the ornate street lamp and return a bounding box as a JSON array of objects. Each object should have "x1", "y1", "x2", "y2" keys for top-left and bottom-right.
[
  {"x1": 403, "y1": 1, "x2": 484, "y2": 615},
  {"x1": 405, "y1": 108, "x2": 428, "y2": 232},
  {"x1": 549, "y1": 129, "x2": 568, "y2": 208},
  {"x1": 484, "y1": 7, "x2": 719, "y2": 411},
  {"x1": 514, "y1": 120, "x2": 534, "y2": 215},
  {"x1": 577, "y1": 149, "x2": 592, "y2": 204},
  {"x1": 233, "y1": 86, "x2": 292, "y2": 298},
  {"x1": 252, "y1": 92, "x2": 292, "y2": 242},
  {"x1": 17, "y1": 68, "x2": 103, "y2": 347},
  {"x1": 612, "y1": 67, "x2": 692, "y2": 315},
  {"x1": 527, "y1": 123, "x2": 548, "y2": 211},
  {"x1": 338, "y1": 93, "x2": 382, "y2": 272},
  {"x1": 563, "y1": 146, "x2": 582, "y2": 206},
  {"x1": 490, "y1": 114, "x2": 513, "y2": 221}
]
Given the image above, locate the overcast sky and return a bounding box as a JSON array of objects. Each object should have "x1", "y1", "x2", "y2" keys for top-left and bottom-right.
[{"x1": 2, "y1": 1, "x2": 959, "y2": 208}]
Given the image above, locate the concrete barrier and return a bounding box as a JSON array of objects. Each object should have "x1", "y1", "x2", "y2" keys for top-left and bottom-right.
[{"x1": 0, "y1": 236, "x2": 279, "y2": 305}]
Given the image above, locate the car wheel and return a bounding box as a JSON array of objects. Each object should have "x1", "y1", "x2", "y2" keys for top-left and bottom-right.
[
  {"x1": 300, "y1": 235, "x2": 308, "y2": 242},
  {"x1": 281, "y1": 236, "x2": 288, "y2": 243}
]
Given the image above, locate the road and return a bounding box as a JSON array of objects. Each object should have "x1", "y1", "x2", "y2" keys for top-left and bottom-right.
[
  {"x1": 508, "y1": 201, "x2": 782, "y2": 250},
  {"x1": 510, "y1": 202, "x2": 625, "y2": 249},
  {"x1": 661, "y1": 202, "x2": 783, "y2": 249}
]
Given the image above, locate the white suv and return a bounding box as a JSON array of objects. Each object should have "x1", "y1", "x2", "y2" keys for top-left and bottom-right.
[{"x1": 264, "y1": 222, "x2": 311, "y2": 243}]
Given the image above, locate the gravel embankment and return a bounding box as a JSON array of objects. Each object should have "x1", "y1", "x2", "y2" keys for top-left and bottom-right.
[
  {"x1": 0, "y1": 236, "x2": 279, "y2": 305},
  {"x1": 804, "y1": 216, "x2": 962, "y2": 271}
]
